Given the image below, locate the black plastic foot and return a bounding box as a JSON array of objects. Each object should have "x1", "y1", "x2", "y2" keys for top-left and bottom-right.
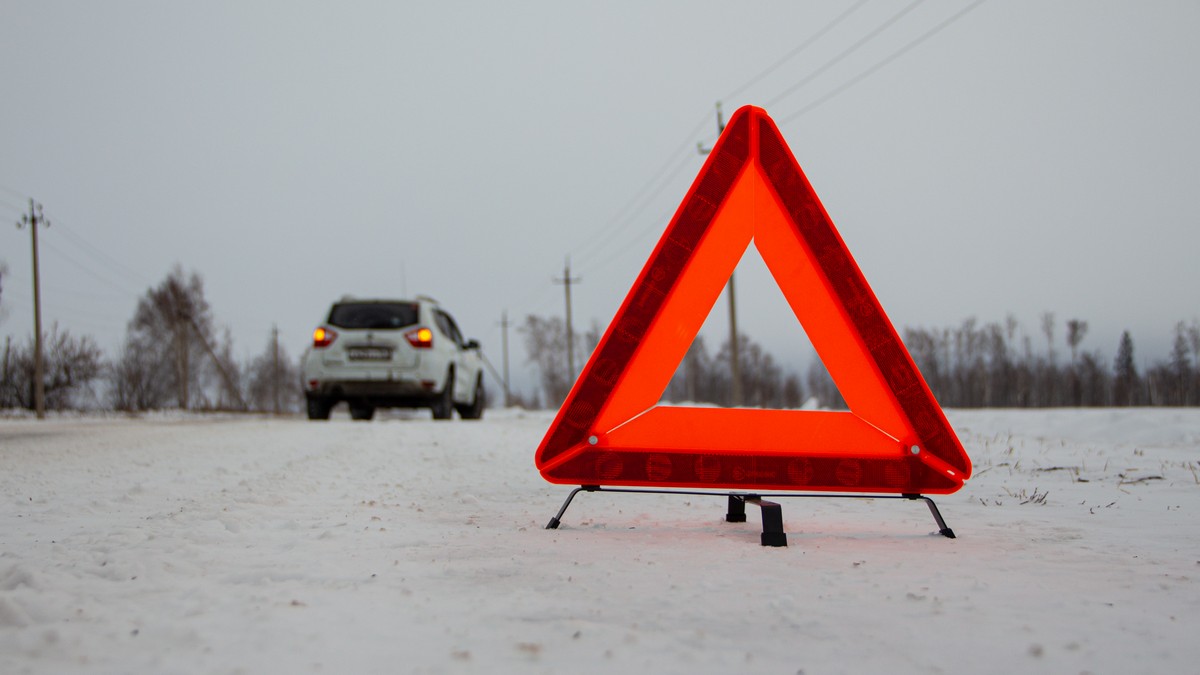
[
  {"x1": 725, "y1": 494, "x2": 747, "y2": 522},
  {"x1": 546, "y1": 517, "x2": 561, "y2": 530},
  {"x1": 761, "y1": 531, "x2": 788, "y2": 547}
]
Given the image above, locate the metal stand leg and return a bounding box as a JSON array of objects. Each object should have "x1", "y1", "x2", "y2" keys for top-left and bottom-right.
[
  {"x1": 725, "y1": 494, "x2": 747, "y2": 522},
  {"x1": 744, "y1": 495, "x2": 787, "y2": 547},
  {"x1": 546, "y1": 486, "x2": 596, "y2": 529},
  {"x1": 904, "y1": 493, "x2": 956, "y2": 538}
]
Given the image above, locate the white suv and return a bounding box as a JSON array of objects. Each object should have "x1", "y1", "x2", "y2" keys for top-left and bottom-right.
[{"x1": 301, "y1": 297, "x2": 485, "y2": 421}]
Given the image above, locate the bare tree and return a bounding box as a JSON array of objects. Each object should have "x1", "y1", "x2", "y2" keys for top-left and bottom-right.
[
  {"x1": 903, "y1": 327, "x2": 944, "y2": 398},
  {"x1": 1, "y1": 337, "x2": 14, "y2": 408},
  {"x1": 209, "y1": 327, "x2": 245, "y2": 410},
  {"x1": 0, "y1": 261, "x2": 8, "y2": 327},
  {"x1": 1066, "y1": 319, "x2": 1089, "y2": 363},
  {"x1": 667, "y1": 336, "x2": 712, "y2": 403},
  {"x1": 125, "y1": 266, "x2": 214, "y2": 408},
  {"x1": 246, "y1": 327, "x2": 301, "y2": 413},
  {"x1": 805, "y1": 355, "x2": 845, "y2": 410},
  {"x1": 108, "y1": 339, "x2": 172, "y2": 411},
  {"x1": 782, "y1": 372, "x2": 804, "y2": 409},
  {"x1": 1169, "y1": 322, "x2": 1193, "y2": 405},
  {"x1": 5, "y1": 323, "x2": 103, "y2": 410},
  {"x1": 1189, "y1": 320, "x2": 1200, "y2": 401},
  {"x1": 1112, "y1": 331, "x2": 1139, "y2": 406},
  {"x1": 722, "y1": 335, "x2": 782, "y2": 408},
  {"x1": 520, "y1": 314, "x2": 571, "y2": 408},
  {"x1": 1064, "y1": 319, "x2": 1089, "y2": 405},
  {"x1": 1041, "y1": 312, "x2": 1056, "y2": 365},
  {"x1": 582, "y1": 320, "x2": 604, "y2": 361}
]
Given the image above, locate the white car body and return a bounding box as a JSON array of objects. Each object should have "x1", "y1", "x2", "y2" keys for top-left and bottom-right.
[{"x1": 301, "y1": 297, "x2": 484, "y2": 420}]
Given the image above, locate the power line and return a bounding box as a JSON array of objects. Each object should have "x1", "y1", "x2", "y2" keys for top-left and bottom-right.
[
  {"x1": 720, "y1": 0, "x2": 871, "y2": 102},
  {"x1": 509, "y1": 112, "x2": 712, "y2": 321},
  {"x1": 39, "y1": 237, "x2": 145, "y2": 297},
  {"x1": 778, "y1": 0, "x2": 989, "y2": 125},
  {"x1": 509, "y1": 269, "x2": 565, "y2": 322},
  {"x1": 571, "y1": 151, "x2": 696, "y2": 271},
  {"x1": 0, "y1": 196, "x2": 27, "y2": 213},
  {"x1": 0, "y1": 185, "x2": 147, "y2": 292},
  {"x1": 5, "y1": 310, "x2": 124, "y2": 339},
  {"x1": 0, "y1": 189, "x2": 150, "y2": 295},
  {"x1": 47, "y1": 212, "x2": 151, "y2": 289},
  {"x1": 40, "y1": 279, "x2": 132, "y2": 302},
  {"x1": 569, "y1": 111, "x2": 711, "y2": 259},
  {"x1": 0, "y1": 183, "x2": 27, "y2": 199},
  {"x1": 766, "y1": 0, "x2": 928, "y2": 108},
  {"x1": 503, "y1": 1, "x2": 984, "y2": 336},
  {"x1": 580, "y1": 203, "x2": 677, "y2": 278},
  {"x1": 33, "y1": 296, "x2": 127, "y2": 326},
  {"x1": 563, "y1": 0, "x2": 984, "y2": 401}
]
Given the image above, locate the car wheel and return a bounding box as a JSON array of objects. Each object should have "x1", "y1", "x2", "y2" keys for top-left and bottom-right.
[
  {"x1": 431, "y1": 369, "x2": 454, "y2": 420},
  {"x1": 306, "y1": 395, "x2": 333, "y2": 421},
  {"x1": 456, "y1": 375, "x2": 484, "y2": 420},
  {"x1": 349, "y1": 402, "x2": 375, "y2": 421}
]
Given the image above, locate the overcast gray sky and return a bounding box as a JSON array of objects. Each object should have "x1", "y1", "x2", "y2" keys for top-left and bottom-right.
[{"x1": 2, "y1": 1, "x2": 1198, "y2": 398}]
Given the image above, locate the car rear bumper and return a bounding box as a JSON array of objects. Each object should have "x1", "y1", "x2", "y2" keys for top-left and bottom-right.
[{"x1": 306, "y1": 375, "x2": 443, "y2": 405}]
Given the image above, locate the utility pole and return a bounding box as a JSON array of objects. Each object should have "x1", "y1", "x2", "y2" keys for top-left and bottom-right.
[
  {"x1": 3, "y1": 336, "x2": 11, "y2": 401},
  {"x1": 498, "y1": 311, "x2": 511, "y2": 407},
  {"x1": 188, "y1": 316, "x2": 247, "y2": 411},
  {"x1": 16, "y1": 199, "x2": 49, "y2": 419},
  {"x1": 553, "y1": 258, "x2": 582, "y2": 381},
  {"x1": 698, "y1": 102, "x2": 743, "y2": 406},
  {"x1": 271, "y1": 324, "x2": 281, "y2": 414}
]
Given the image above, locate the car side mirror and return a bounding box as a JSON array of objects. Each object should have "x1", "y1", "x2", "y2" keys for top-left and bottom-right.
[{"x1": 465, "y1": 339, "x2": 480, "y2": 350}]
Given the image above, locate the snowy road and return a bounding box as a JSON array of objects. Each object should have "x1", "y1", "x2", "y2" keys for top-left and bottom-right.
[{"x1": 2, "y1": 408, "x2": 1198, "y2": 674}]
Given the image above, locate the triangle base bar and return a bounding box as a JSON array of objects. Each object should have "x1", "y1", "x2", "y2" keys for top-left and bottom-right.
[
  {"x1": 543, "y1": 447, "x2": 962, "y2": 494},
  {"x1": 543, "y1": 486, "x2": 957, "y2": 546}
]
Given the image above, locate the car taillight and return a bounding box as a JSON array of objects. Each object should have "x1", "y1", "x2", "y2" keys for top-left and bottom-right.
[
  {"x1": 313, "y1": 327, "x2": 337, "y2": 348},
  {"x1": 405, "y1": 327, "x2": 433, "y2": 349}
]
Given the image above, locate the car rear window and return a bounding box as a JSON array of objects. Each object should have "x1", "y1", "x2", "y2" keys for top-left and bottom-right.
[{"x1": 327, "y1": 302, "x2": 419, "y2": 330}]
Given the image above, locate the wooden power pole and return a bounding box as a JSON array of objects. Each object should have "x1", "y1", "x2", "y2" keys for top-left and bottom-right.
[
  {"x1": 499, "y1": 310, "x2": 510, "y2": 407},
  {"x1": 16, "y1": 199, "x2": 48, "y2": 419},
  {"x1": 272, "y1": 324, "x2": 281, "y2": 414},
  {"x1": 553, "y1": 258, "x2": 582, "y2": 381}
]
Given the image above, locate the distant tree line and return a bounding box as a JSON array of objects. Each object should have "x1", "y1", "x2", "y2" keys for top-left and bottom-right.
[
  {"x1": 4, "y1": 279, "x2": 1198, "y2": 413},
  {"x1": 904, "y1": 314, "x2": 1200, "y2": 408},
  {"x1": 0, "y1": 265, "x2": 301, "y2": 414},
  {"x1": 519, "y1": 312, "x2": 1200, "y2": 410}
]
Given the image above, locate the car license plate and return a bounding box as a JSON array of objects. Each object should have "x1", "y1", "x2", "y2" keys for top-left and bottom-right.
[{"x1": 347, "y1": 346, "x2": 392, "y2": 361}]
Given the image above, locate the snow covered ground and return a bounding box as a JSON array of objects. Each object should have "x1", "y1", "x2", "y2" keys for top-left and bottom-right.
[{"x1": 1, "y1": 407, "x2": 1198, "y2": 674}]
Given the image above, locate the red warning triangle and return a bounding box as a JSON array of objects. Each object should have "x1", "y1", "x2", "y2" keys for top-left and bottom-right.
[{"x1": 535, "y1": 106, "x2": 971, "y2": 494}]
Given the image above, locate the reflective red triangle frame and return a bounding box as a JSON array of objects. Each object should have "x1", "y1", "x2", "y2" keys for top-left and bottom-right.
[{"x1": 535, "y1": 106, "x2": 971, "y2": 494}]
